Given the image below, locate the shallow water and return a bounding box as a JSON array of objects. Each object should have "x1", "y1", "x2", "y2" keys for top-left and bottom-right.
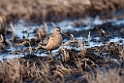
[{"x1": 1, "y1": 16, "x2": 124, "y2": 60}]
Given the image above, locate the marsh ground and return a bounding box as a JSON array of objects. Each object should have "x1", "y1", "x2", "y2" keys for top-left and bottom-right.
[{"x1": 0, "y1": 0, "x2": 124, "y2": 83}]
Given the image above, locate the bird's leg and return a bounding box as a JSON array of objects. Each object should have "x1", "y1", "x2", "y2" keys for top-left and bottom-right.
[
  {"x1": 35, "y1": 45, "x2": 42, "y2": 52},
  {"x1": 49, "y1": 50, "x2": 53, "y2": 60}
]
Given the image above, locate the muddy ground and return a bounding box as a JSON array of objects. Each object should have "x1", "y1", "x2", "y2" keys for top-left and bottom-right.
[
  {"x1": 0, "y1": 0, "x2": 124, "y2": 83},
  {"x1": 0, "y1": 18, "x2": 124, "y2": 83}
]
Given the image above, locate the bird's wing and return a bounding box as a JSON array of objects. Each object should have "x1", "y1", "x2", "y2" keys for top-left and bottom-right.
[{"x1": 42, "y1": 33, "x2": 54, "y2": 45}]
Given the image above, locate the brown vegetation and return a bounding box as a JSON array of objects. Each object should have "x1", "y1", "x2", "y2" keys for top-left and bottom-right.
[
  {"x1": 0, "y1": 0, "x2": 124, "y2": 82},
  {"x1": 0, "y1": 0, "x2": 124, "y2": 22},
  {"x1": 0, "y1": 41, "x2": 124, "y2": 82}
]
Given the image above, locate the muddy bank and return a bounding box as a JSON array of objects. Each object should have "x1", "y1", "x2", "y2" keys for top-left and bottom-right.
[
  {"x1": 0, "y1": 0, "x2": 124, "y2": 22},
  {"x1": 0, "y1": 17, "x2": 124, "y2": 82},
  {"x1": 0, "y1": 43, "x2": 124, "y2": 83},
  {"x1": 0, "y1": 0, "x2": 124, "y2": 82}
]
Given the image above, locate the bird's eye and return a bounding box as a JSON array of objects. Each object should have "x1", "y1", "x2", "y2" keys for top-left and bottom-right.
[
  {"x1": 56, "y1": 28, "x2": 60, "y2": 32},
  {"x1": 57, "y1": 29, "x2": 60, "y2": 31}
]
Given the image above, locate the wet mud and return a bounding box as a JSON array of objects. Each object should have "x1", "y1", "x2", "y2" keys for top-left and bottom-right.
[
  {"x1": 0, "y1": 0, "x2": 124, "y2": 82},
  {"x1": 0, "y1": 16, "x2": 124, "y2": 83}
]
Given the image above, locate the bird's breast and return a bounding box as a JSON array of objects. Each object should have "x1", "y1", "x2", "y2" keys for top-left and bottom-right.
[{"x1": 42, "y1": 34, "x2": 62, "y2": 50}]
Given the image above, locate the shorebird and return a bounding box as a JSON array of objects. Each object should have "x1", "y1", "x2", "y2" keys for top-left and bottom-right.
[{"x1": 35, "y1": 27, "x2": 63, "y2": 60}]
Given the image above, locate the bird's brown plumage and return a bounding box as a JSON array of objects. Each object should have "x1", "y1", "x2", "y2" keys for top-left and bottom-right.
[
  {"x1": 35, "y1": 27, "x2": 63, "y2": 60},
  {"x1": 42, "y1": 27, "x2": 63, "y2": 51}
]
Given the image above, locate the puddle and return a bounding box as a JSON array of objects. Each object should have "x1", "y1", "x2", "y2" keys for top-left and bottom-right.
[
  {"x1": 109, "y1": 37, "x2": 124, "y2": 44},
  {"x1": 12, "y1": 20, "x2": 38, "y2": 39},
  {"x1": 0, "y1": 53, "x2": 24, "y2": 61}
]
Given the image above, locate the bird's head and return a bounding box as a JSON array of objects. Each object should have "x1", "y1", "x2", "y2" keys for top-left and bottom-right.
[{"x1": 53, "y1": 27, "x2": 61, "y2": 34}]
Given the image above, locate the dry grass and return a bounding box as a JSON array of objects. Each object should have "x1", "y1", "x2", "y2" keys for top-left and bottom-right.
[
  {"x1": 0, "y1": 0, "x2": 90, "y2": 22},
  {"x1": 0, "y1": 57, "x2": 123, "y2": 83},
  {"x1": 0, "y1": 58, "x2": 51, "y2": 83},
  {"x1": 0, "y1": 0, "x2": 123, "y2": 22},
  {"x1": 0, "y1": 36, "x2": 124, "y2": 82},
  {"x1": 0, "y1": 59, "x2": 21, "y2": 82},
  {"x1": 0, "y1": 1, "x2": 124, "y2": 82},
  {"x1": 89, "y1": 69, "x2": 124, "y2": 83}
]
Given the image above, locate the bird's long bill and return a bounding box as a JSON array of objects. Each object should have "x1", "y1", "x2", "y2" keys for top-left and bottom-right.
[{"x1": 61, "y1": 31, "x2": 69, "y2": 37}]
